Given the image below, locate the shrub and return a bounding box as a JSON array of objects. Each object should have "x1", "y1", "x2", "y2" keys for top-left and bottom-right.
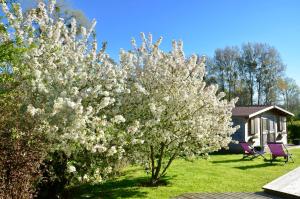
[
  {"x1": 288, "y1": 120, "x2": 300, "y2": 144},
  {"x1": 0, "y1": 94, "x2": 47, "y2": 199},
  {"x1": 35, "y1": 151, "x2": 70, "y2": 199},
  {"x1": 0, "y1": 132, "x2": 45, "y2": 199}
]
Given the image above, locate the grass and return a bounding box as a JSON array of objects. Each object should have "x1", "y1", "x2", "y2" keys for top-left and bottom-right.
[{"x1": 68, "y1": 148, "x2": 300, "y2": 199}]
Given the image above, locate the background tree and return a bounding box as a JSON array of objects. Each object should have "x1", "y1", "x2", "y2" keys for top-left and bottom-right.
[
  {"x1": 3, "y1": 0, "x2": 91, "y2": 35},
  {"x1": 208, "y1": 47, "x2": 240, "y2": 101},
  {"x1": 25, "y1": 0, "x2": 90, "y2": 27},
  {"x1": 278, "y1": 77, "x2": 300, "y2": 113},
  {"x1": 208, "y1": 42, "x2": 286, "y2": 106}
]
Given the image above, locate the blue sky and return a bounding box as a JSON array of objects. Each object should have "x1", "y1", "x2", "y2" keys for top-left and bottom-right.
[{"x1": 71, "y1": 1, "x2": 299, "y2": 85}]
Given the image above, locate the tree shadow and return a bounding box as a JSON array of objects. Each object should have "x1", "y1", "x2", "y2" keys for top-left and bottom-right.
[
  {"x1": 64, "y1": 175, "x2": 174, "y2": 199},
  {"x1": 234, "y1": 162, "x2": 278, "y2": 170},
  {"x1": 211, "y1": 158, "x2": 253, "y2": 164}
]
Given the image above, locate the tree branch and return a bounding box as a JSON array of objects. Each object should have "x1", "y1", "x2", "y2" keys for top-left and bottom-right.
[
  {"x1": 150, "y1": 145, "x2": 155, "y2": 179},
  {"x1": 153, "y1": 142, "x2": 165, "y2": 180}
]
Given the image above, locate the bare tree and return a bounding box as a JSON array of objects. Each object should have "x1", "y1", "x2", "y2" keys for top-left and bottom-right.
[
  {"x1": 278, "y1": 77, "x2": 300, "y2": 112},
  {"x1": 239, "y1": 43, "x2": 259, "y2": 105},
  {"x1": 209, "y1": 47, "x2": 240, "y2": 101},
  {"x1": 208, "y1": 43, "x2": 286, "y2": 106}
]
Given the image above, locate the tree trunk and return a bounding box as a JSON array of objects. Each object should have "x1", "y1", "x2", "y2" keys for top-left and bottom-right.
[
  {"x1": 149, "y1": 143, "x2": 178, "y2": 186},
  {"x1": 249, "y1": 72, "x2": 254, "y2": 105},
  {"x1": 150, "y1": 145, "x2": 155, "y2": 180},
  {"x1": 228, "y1": 74, "x2": 232, "y2": 101},
  {"x1": 150, "y1": 143, "x2": 165, "y2": 185},
  {"x1": 250, "y1": 84, "x2": 254, "y2": 105},
  {"x1": 257, "y1": 80, "x2": 261, "y2": 105},
  {"x1": 221, "y1": 69, "x2": 225, "y2": 92}
]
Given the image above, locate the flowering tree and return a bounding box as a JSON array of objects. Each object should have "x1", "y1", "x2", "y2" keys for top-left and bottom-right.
[
  {"x1": 120, "y1": 33, "x2": 238, "y2": 185},
  {"x1": 1, "y1": 0, "x2": 129, "y2": 184}
]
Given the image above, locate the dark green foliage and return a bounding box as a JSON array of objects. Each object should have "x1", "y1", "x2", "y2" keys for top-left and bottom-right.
[
  {"x1": 35, "y1": 151, "x2": 71, "y2": 199},
  {"x1": 0, "y1": 131, "x2": 45, "y2": 199},
  {"x1": 0, "y1": 93, "x2": 46, "y2": 199},
  {"x1": 288, "y1": 120, "x2": 300, "y2": 144}
]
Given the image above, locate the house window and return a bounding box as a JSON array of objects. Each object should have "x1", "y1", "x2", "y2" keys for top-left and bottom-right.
[
  {"x1": 269, "y1": 119, "x2": 275, "y2": 132},
  {"x1": 277, "y1": 116, "x2": 286, "y2": 132},
  {"x1": 262, "y1": 118, "x2": 268, "y2": 132},
  {"x1": 249, "y1": 118, "x2": 258, "y2": 135}
]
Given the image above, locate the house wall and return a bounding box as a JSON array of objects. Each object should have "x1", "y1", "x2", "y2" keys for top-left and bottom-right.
[
  {"x1": 232, "y1": 116, "x2": 246, "y2": 141},
  {"x1": 228, "y1": 116, "x2": 247, "y2": 153}
]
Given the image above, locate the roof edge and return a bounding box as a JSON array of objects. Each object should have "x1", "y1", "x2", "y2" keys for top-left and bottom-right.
[
  {"x1": 274, "y1": 105, "x2": 295, "y2": 117},
  {"x1": 248, "y1": 105, "x2": 294, "y2": 118}
]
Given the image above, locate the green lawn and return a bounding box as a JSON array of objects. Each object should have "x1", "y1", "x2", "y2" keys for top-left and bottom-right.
[{"x1": 68, "y1": 148, "x2": 300, "y2": 199}]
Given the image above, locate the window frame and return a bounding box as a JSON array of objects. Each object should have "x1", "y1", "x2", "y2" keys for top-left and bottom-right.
[
  {"x1": 262, "y1": 118, "x2": 268, "y2": 132},
  {"x1": 248, "y1": 118, "x2": 258, "y2": 136},
  {"x1": 277, "y1": 116, "x2": 286, "y2": 132}
]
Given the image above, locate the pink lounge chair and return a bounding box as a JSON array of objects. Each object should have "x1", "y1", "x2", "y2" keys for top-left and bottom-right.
[
  {"x1": 239, "y1": 142, "x2": 266, "y2": 159},
  {"x1": 267, "y1": 142, "x2": 294, "y2": 163}
]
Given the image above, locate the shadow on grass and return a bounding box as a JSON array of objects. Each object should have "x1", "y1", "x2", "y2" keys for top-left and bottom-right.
[
  {"x1": 211, "y1": 158, "x2": 253, "y2": 164},
  {"x1": 234, "y1": 162, "x2": 274, "y2": 170},
  {"x1": 233, "y1": 159, "x2": 291, "y2": 170},
  {"x1": 64, "y1": 175, "x2": 173, "y2": 199}
]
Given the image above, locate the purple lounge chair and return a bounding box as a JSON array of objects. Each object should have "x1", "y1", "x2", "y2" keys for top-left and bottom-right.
[
  {"x1": 267, "y1": 142, "x2": 294, "y2": 163},
  {"x1": 239, "y1": 141, "x2": 266, "y2": 159}
]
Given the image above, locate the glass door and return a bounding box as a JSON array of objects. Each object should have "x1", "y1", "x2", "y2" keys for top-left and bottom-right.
[
  {"x1": 268, "y1": 118, "x2": 276, "y2": 143},
  {"x1": 261, "y1": 117, "x2": 268, "y2": 145},
  {"x1": 261, "y1": 117, "x2": 276, "y2": 145}
]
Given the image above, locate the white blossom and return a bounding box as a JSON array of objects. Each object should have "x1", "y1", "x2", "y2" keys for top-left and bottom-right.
[
  {"x1": 134, "y1": 83, "x2": 148, "y2": 95},
  {"x1": 107, "y1": 146, "x2": 117, "y2": 156},
  {"x1": 68, "y1": 165, "x2": 77, "y2": 173},
  {"x1": 162, "y1": 96, "x2": 170, "y2": 102},
  {"x1": 92, "y1": 144, "x2": 107, "y2": 153},
  {"x1": 112, "y1": 115, "x2": 126, "y2": 124},
  {"x1": 99, "y1": 97, "x2": 111, "y2": 109},
  {"x1": 27, "y1": 104, "x2": 42, "y2": 116}
]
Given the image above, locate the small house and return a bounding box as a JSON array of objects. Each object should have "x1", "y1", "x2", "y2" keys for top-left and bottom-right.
[{"x1": 230, "y1": 105, "x2": 294, "y2": 152}]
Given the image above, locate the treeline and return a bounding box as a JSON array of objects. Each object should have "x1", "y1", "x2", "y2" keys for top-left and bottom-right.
[{"x1": 205, "y1": 43, "x2": 300, "y2": 117}]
